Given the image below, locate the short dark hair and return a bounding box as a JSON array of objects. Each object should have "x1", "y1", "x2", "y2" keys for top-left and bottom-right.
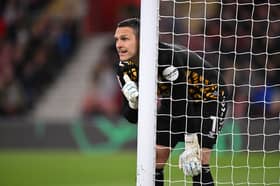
[{"x1": 117, "y1": 18, "x2": 140, "y2": 37}]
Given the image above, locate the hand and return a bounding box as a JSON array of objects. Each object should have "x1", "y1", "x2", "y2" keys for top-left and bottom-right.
[
  {"x1": 178, "y1": 134, "x2": 202, "y2": 176},
  {"x1": 122, "y1": 80, "x2": 138, "y2": 109},
  {"x1": 178, "y1": 150, "x2": 201, "y2": 176}
]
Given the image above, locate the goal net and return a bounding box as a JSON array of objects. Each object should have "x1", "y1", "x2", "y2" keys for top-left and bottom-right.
[{"x1": 139, "y1": 0, "x2": 280, "y2": 185}]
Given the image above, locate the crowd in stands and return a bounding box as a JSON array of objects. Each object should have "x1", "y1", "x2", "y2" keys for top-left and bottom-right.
[
  {"x1": 203, "y1": 0, "x2": 280, "y2": 117},
  {"x1": 0, "y1": 0, "x2": 80, "y2": 116},
  {"x1": 2, "y1": 1, "x2": 278, "y2": 119},
  {"x1": 81, "y1": 42, "x2": 122, "y2": 120}
]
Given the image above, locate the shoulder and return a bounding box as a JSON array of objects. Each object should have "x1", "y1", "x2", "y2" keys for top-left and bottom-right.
[
  {"x1": 158, "y1": 42, "x2": 188, "y2": 65},
  {"x1": 158, "y1": 42, "x2": 200, "y2": 58},
  {"x1": 159, "y1": 42, "x2": 187, "y2": 52},
  {"x1": 157, "y1": 42, "x2": 216, "y2": 69},
  {"x1": 158, "y1": 42, "x2": 207, "y2": 67}
]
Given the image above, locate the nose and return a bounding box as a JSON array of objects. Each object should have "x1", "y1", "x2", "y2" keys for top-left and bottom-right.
[{"x1": 116, "y1": 40, "x2": 122, "y2": 49}]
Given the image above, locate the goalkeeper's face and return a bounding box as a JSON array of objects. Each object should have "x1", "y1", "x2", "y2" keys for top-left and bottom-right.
[{"x1": 114, "y1": 27, "x2": 139, "y2": 62}]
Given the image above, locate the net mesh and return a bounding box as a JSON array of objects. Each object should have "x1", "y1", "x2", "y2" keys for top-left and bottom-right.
[{"x1": 158, "y1": 0, "x2": 280, "y2": 185}]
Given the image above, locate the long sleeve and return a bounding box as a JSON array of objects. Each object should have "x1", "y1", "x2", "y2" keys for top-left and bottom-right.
[
  {"x1": 115, "y1": 61, "x2": 139, "y2": 124},
  {"x1": 122, "y1": 97, "x2": 138, "y2": 124}
]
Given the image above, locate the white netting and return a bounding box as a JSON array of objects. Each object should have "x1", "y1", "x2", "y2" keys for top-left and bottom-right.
[{"x1": 158, "y1": 0, "x2": 280, "y2": 185}]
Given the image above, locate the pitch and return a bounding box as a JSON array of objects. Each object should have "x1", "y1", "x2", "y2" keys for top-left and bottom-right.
[{"x1": 0, "y1": 150, "x2": 278, "y2": 186}]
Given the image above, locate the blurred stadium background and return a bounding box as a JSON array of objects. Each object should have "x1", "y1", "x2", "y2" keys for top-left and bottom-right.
[{"x1": 0, "y1": 0, "x2": 279, "y2": 185}]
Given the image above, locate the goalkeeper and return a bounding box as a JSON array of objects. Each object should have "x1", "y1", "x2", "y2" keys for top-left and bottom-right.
[{"x1": 114, "y1": 18, "x2": 228, "y2": 186}]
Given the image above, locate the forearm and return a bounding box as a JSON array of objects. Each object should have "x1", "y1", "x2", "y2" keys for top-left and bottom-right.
[
  {"x1": 115, "y1": 61, "x2": 139, "y2": 123},
  {"x1": 122, "y1": 99, "x2": 138, "y2": 124}
]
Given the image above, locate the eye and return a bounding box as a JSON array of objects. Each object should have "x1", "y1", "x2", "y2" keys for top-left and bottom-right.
[{"x1": 121, "y1": 36, "x2": 129, "y2": 41}]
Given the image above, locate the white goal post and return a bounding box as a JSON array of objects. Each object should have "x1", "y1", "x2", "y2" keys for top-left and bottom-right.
[{"x1": 136, "y1": 0, "x2": 159, "y2": 185}]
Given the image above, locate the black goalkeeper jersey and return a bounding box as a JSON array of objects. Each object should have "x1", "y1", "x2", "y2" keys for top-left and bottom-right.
[{"x1": 117, "y1": 42, "x2": 228, "y2": 124}]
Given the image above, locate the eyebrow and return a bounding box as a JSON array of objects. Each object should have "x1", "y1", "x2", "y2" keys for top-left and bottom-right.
[{"x1": 115, "y1": 34, "x2": 129, "y2": 39}]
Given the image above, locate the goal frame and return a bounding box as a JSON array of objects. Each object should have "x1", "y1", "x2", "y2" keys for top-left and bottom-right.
[{"x1": 136, "y1": 0, "x2": 159, "y2": 185}]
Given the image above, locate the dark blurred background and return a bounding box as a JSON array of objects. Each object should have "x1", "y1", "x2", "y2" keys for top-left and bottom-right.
[{"x1": 0, "y1": 0, "x2": 278, "y2": 152}]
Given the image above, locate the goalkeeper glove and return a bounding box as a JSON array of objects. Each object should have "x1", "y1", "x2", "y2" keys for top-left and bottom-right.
[
  {"x1": 122, "y1": 74, "x2": 138, "y2": 109},
  {"x1": 178, "y1": 133, "x2": 202, "y2": 177}
]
